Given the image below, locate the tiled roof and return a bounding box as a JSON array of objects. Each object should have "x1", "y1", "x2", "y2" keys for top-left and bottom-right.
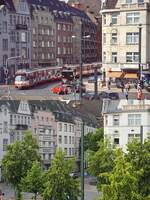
[
  {"x1": 103, "y1": 0, "x2": 118, "y2": 9},
  {"x1": 0, "y1": 0, "x2": 16, "y2": 11},
  {"x1": 28, "y1": 0, "x2": 91, "y2": 22}
]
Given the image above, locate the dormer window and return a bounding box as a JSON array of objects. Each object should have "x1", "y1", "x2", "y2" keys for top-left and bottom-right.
[{"x1": 20, "y1": 0, "x2": 26, "y2": 11}]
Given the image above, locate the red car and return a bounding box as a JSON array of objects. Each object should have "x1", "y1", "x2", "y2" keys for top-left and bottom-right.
[{"x1": 51, "y1": 85, "x2": 68, "y2": 95}]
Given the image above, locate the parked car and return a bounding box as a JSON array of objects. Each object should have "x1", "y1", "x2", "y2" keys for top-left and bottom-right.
[
  {"x1": 51, "y1": 85, "x2": 68, "y2": 95},
  {"x1": 108, "y1": 92, "x2": 119, "y2": 100},
  {"x1": 82, "y1": 92, "x2": 100, "y2": 100}
]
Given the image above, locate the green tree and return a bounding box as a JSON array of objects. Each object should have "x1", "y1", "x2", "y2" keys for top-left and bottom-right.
[
  {"x1": 87, "y1": 140, "x2": 114, "y2": 179},
  {"x1": 2, "y1": 131, "x2": 40, "y2": 200},
  {"x1": 84, "y1": 128, "x2": 104, "y2": 152},
  {"x1": 99, "y1": 149, "x2": 143, "y2": 200},
  {"x1": 126, "y1": 138, "x2": 150, "y2": 198},
  {"x1": 42, "y1": 149, "x2": 80, "y2": 200},
  {"x1": 21, "y1": 161, "x2": 44, "y2": 200}
]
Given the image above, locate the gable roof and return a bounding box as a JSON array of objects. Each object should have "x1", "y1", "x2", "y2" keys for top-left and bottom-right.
[{"x1": 0, "y1": 0, "x2": 16, "y2": 11}]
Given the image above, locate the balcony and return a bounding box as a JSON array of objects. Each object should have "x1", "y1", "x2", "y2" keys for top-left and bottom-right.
[
  {"x1": 121, "y1": 2, "x2": 148, "y2": 10},
  {"x1": 39, "y1": 147, "x2": 55, "y2": 154},
  {"x1": 16, "y1": 24, "x2": 28, "y2": 30}
]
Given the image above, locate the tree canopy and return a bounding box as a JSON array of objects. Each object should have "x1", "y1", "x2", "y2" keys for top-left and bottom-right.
[
  {"x1": 2, "y1": 131, "x2": 40, "y2": 200},
  {"x1": 42, "y1": 149, "x2": 80, "y2": 200}
]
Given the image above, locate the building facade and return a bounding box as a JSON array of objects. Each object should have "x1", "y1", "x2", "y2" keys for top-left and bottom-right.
[
  {"x1": 103, "y1": 99, "x2": 150, "y2": 152},
  {"x1": 101, "y1": 0, "x2": 150, "y2": 78},
  {"x1": 0, "y1": 0, "x2": 31, "y2": 83}
]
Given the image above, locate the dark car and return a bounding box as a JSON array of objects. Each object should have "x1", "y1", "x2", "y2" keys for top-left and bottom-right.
[
  {"x1": 82, "y1": 92, "x2": 100, "y2": 100},
  {"x1": 108, "y1": 92, "x2": 119, "y2": 100},
  {"x1": 99, "y1": 91, "x2": 110, "y2": 99}
]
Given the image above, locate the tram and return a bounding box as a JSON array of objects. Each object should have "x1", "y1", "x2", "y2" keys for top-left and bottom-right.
[{"x1": 14, "y1": 63, "x2": 101, "y2": 89}]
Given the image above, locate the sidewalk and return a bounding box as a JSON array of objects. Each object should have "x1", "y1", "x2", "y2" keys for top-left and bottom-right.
[{"x1": 84, "y1": 81, "x2": 147, "y2": 93}]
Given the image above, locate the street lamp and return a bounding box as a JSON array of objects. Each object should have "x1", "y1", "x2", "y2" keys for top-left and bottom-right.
[
  {"x1": 72, "y1": 34, "x2": 90, "y2": 100},
  {"x1": 138, "y1": 24, "x2": 142, "y2": 81}
]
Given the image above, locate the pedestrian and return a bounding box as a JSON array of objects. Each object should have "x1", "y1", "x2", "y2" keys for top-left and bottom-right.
[
  {"x1": 125, "y1": 82, "x2": 130, "y2": 91},
  {"x1": 121, "y1": 81, "x2": 124, "y2": 93},
  {"x1": 125, "y1": 89, "x2": 128, "y2": 100}
]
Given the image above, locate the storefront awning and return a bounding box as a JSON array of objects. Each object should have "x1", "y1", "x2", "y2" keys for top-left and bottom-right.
[
  {"x1": 108, "y1": 71, "x2": 122, "y2": 78},
  {"x1": 124, "y1": 73, "x2": 138, "y2": 79}
]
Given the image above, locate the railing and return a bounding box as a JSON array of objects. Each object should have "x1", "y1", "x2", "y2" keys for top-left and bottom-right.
[{"x1": 121, "y1": 2, "x2": 148, "y2": 9}]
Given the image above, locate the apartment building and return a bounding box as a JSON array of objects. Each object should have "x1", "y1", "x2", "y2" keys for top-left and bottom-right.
[
  {"x1": 103, "y1": 99, "x2": 150, "y2": 152},
  {"x1": 30, "y1": 5, "x2": 56, "y2": 68},
  {"x1": 0, "y1": 100, "x2": 32, "y2": 181},
  {"x1": 101, "y1": 0, "x2": 150, "y2": 79},
  {"x1": 0, "y1": 0, "x2": 31, "y2": 83}
]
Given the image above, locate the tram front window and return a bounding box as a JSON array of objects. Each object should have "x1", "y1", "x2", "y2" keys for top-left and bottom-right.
[{"x1": 15, "y1": 75, "x2": 27, "y2": 82}]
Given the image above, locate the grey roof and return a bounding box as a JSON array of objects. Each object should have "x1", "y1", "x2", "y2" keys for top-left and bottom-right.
[
  {"x1": 0, "y1": 0, "x2": 16, "y2": 11},
  {"x1": 102, "y1": 100, "x2": 120, "y2": 114},
  {"x1": 0, "y1": 100, "x2": 20, "y2": 113}
]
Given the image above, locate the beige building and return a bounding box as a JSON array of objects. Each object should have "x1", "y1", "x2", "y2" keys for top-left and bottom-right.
[{"x1": 101, "y1": 0, "x2": 150, "y2": 78}]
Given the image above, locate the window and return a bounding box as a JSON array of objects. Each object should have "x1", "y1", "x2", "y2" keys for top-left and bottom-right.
[
  {"x1": 138, "y1": 0, "x2": 144, "y2": 3},
  {"x1": 72, "y1": 136, "x2": 75, "y2": 144},
  {"x1": 114, "y1": 137, "x2": 119, "y2": 145},
  {"x1": 103, "y1": 33, "x2": 106, "y2": 44},
  {"x1": 113, "y1": 115, "x2": 119, "y2": 126},
  {"x1": 128, "y1": 114, "x2": 141, "y2": 126},
  {"x1": 64, "y1": 124, "x2": 67, "y2": 132},
  {"x1": 128, "y1": 133, "x2": 140, "y2": 143},
  {"x1": 59, "y1": 135, "x2": 62, "y2": 144},
  {"x1": 111, "y1": 33, "x2": 117, "y2": 44},
  {"x1": 69, "y1": 136, "x2": 71, "y2": 144},
  {"x1": 3, "y1": 139, "x2": 8, "y2": 151},
  {"x1": 64, "y1": 148, "x2": 67, "y2": 155},
  {"x1": 21, "y1": 47, "x2": 27, "y2": 59},
  {"x1": 3, "y1": 121, "x2": 8, "y2": 133},
  {"x1": 69, "y1": 148, "x2": 72, "y2": 156},
  {"x1": 3, "y1": 21, "x2": 7, "y2": 33},
  {"x1": 42, "y1": 53, "x2": 45, "y2": 59},
  {"x1": 59, "y1": 123, "x2": 62, "y2": 131},
  {"x1": 126, "y1": 52, "x2": 139, "y2": 63},
  {"x1": 112, "y1": 52, "x2": 117, "y2": 63},
  {"x1": 63, "y1": 24, "x2": 66, "y2": 31},
  {"x1": 126, "y1": 12, "x2": 140, "y2": 24},
  {"x1": 11, "y1": 48, "x2": 15, "y2": 57},
  {"x1": 126, "y1": 0, "x2": 132, "y2": 3},
  {"x1": 111, "y1": 13, "x2": 118, "y2": 24},
  {"x1": 42, "y1": 41, "x2": 44, "y2": 47},
  {"x1": 103, "y1": 52, "x2": 106, "y2": 63},
  {"x1": 3, "y1": 39, "x2": 8, "y2": 51},
  {"x1": 126, "y1": 32, "x2": 139, "y2": 44},
  {"x1": 58, "y1": 47, "x2": 61, "y2": 55},
  {"x1": 103, "y1": 14, "x2": 106, "y2": 25},
  {"x1": 3, "y1": 55, "x2": 8, "y2": 66},
  {"x1": 64, "y1": 136, "x2": 67, "y2": 144},
  {"x1": 105, "y1": 115, "x2": 108, "y2": 126},
  {"x1": 57, "y1": 24, "x2": 61, "y2": 30},
  {"x1": 33, "y1": 41, "x2": 36, "y2": 47},
  {"x1": 21, "y1": 32, "x2": 27, "y2": 42}
]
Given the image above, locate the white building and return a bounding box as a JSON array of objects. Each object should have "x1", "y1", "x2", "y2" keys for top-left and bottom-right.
[
  {"x1": 101, "y1": 0, "x2": 150, "y2": 79},
  {"x1": 103, "y1": 99, "x2": 150, "y2": 152}
]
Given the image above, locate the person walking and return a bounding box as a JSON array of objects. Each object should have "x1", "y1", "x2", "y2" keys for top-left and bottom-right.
[
  {"x1": 125, "y1": 82, "x2": 130, "y2": 91},
  {"x1": 121, "y1": 80, "x2": 124, "y2": 93},
  {"x1": 125, "y1": 89, "x2": 129, "y2": 100}
]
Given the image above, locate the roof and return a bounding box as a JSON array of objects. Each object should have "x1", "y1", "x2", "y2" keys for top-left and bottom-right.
[
  {"x1": 0, "y1": 100, "x2": 20, "y2": 113},
  {"x1": 27, "y1": 0, "x2": 91, "y2": 22},
  {"x1": 0, "y1": 0, "x2": 16, "y2": 11},
  {"x1": 103, "y1": 0, "x2": 118, "y2": 10},
  {"x1": 29, "y1": 100, "x2": 98, "y2": 126}
]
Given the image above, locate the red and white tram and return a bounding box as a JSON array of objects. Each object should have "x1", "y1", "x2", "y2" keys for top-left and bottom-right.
[{"x1": 14, "y1": 63, "x2": 101, "y2": 89}]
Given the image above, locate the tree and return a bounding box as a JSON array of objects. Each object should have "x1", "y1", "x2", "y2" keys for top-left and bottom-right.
[
  {"x1": 42, "y1": 149, "x2": 80, "y2": 200},
  {"x1": 126, "y1": 138, "x2": 150, "y2": 198},
  {"x1": 84, "y1": 128, "x2": 104, "y2": 152},
  {"x1": 2, "y1": 131, "x2": 40, "y2": 200},
  {"x1": 87, "y1": 140, "x2": 114, "y2": 180},
  {"x1": 21, "y1": 161, "x2": 44, "y2": 200},
  {"x1": 99, "y1": 149, "x2": 143, "y2": 200}
]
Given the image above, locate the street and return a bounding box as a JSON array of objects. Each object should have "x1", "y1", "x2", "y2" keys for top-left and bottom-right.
[
  {"x1": 0, "y1": 182, "x2": 100, "y2": 200},
  {"x1": 0, "y1": 79, "x2": 149, "y2": 100}
]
